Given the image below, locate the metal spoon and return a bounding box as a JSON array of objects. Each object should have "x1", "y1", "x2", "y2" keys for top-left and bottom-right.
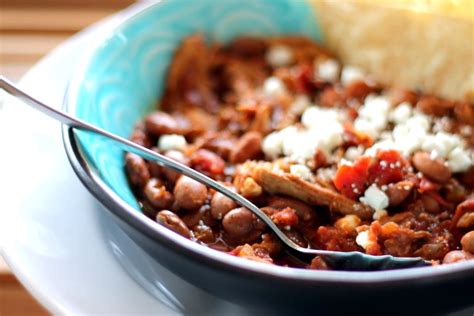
[{"x1": 1, "y1": 76, "x2": 430, "y2": 270}]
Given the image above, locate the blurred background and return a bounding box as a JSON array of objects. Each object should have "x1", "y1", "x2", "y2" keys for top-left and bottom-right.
[
  {"x1": 0, "y1": 0, "x2": 135, "y2": 81},
  {"x1": 0, "y1": 2, "x2": 134, "y2": 315}
]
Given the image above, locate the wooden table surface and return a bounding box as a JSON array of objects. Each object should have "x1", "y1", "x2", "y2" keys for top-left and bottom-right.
[{"x1": 0, "y1": 2, "x2": 135, "y2": 314}]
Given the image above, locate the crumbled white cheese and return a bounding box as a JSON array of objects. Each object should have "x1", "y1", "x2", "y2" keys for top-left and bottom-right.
[
  {"x1": 301, "y1": 106, "x2": 342, "y2": 128},
  {"x1": 365, "y1": 109, "x2": 432, "y2": 157},
  {"x1": 358, "y1": 95, "x2": 392, "y2": 121},
  {"x1": 262, "y1": 105, "x2": 345, "y2": 163},
  {"x1": 262, "y1": 131, "x2": 284, "y2": 159},
  {"x1": 316, "y1": 58, "x2": 340, "y2": 82},
  {"x1": 283, "y1": 130, "x2": 318, "y2": 162},
  {"x1": 263, "y1": 77, "x2": 287, "y2": 97},
  {"x1": 422, "y1": 132, "x2": 462, "y2": 159},
  {"x1": 365, "y1": 139, "x2": 397, "y2": 157},
  {"x1": 360, "y1": 184, "x2": 389, "y2": 211},
  {"x1": 309, "y1": 125, "x2": 344, "y2": 154},
  {"x1": 354, "y1": 95, "x2": 391, "y2": 138},
  {"x1": 389, "y1": 102, "x2": 412, "y2": 124},
  {"x1": 392, "y1": 124, "x2": 427, "y2": 157},
  {"x1": 341, "y1": 65, "x2": 365, "y2": 85},
  {"x1": 279, "y1": 126, "x2": 300, "y2": 156},
  {"x1": 290, "y1": 95, "x2": 311, "y2": 115},
  {"x1": 340, "y1": 158, "x2": 353, "y2": 166},
  {"x1": 447, "y1": 147, "x2": 473, "y2": 173},
  {"x1": 317, "y1": 167, "x2": 335, "y2": 181},
  {"x1": 265, "y1": 45, "x2": 293, "y2": 67},
  {"x1": 379, "y1": 131, "x2": 393, "y2": 140},
  {"x1": 354, "y1": 118, "x2": 378, "y2": 138},
  {"x1": 262, "y1": 79, "x2": 473, "y2": 176},
  {"x1": 290, "y1": 164, "x2": 313, "y2": 181},
  {"x1": 345, "y1": 146, "x2": 364, "y2": 161},
  {"x1": 356, "y1": 230, "x2": 370, "y2": 250},
  {"x1": 406, "y1": 112, "x2": 431, "y2": 132},
  {"x1": 158, "y1": 134, "x2": 187, "y2": 151},
  {"x1": 302, "y1": 106, "x2": 344, "y2": 155}
]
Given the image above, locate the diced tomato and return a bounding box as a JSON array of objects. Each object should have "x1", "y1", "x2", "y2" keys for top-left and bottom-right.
[
  {"x1": 334, "y1": 156, "x2": 372, "y2": 200},
  {"x1": 368, "y1": 150, "x2": 407, "y2": 186},
  {"x1": 190, "y1": 149, "x2": 225, "y2": 176},
  {"x1": 271, "y1": 207, "x2": 299, "y2": 226},
  {"x1": 315, "y1": 226, "x2": 360, "y2": 252},
  {"x1": 418, "y1": 177, "x2": 440, "y2": 193},
  {"x1": 294, "y1": 63, "x2": 314, "y2": 94},
  {"x1": 334, "y1": 150, "x2": 410, "y2": 199}
]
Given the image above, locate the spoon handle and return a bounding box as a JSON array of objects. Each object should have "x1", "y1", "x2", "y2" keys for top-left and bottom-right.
[{"x1": 0, "y1": 76, "x2": 299, "y2": 251}]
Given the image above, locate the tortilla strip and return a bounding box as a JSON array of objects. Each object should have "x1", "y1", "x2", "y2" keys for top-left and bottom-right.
[
  {"x1": 310, "y1": 0, "x2": 474, "y2": 101},
  {"x1": 253, "y1": 167, "x2": 373, "y2": 220}
]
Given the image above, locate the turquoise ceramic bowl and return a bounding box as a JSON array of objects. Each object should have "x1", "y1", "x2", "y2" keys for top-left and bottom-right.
[
  {"x1": 64, "y1": 0, "x2": 474, "y2": 313},
  {"x1": 71, "y1": 0, "x2": 320, "y2": 212}
]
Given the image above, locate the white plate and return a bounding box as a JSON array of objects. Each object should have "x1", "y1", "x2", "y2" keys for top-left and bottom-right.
[
  {"x1": 1, "y1": 2, "x2": 472, "y2": 315},
  {"x1": 0, "y1": 2, "x2": 247, "y2": 315}
]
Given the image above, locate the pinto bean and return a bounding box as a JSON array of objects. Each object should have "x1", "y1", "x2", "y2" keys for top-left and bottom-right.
[
  {"x1": 318, "y1": 86, "x2": 345, "y2": 107},
  {"x1": 211, "y1": 191, "x2": 237, "y2": 220},
  {"x1": 414, "y1": 242, "x2": 449, "y2": 260},
  {"x1": 344, "y1": 80, "x2": 373, "y2": 100},
  {"x1": 229, "y1": 37, "x2": 266, "y2": 57},
  {"x1": 173, "y1": 176, "x2": 208, "y2": 211},
  {"x1": 387, "y1": 88, "x2": 418, "y2": 106},
  {"x1": 443, "y1": 179, "x2": 467, "y2": 204},
  {"x1": 181, "y1": 206, "x2": 209, "y2": 228},
  {"x1": 457, "y1": 213, "x2": 474, "y2": 229},
  {"x1": 452, "y1": 199, "x2": 474, "y2": 229},
  {"x1": 420, "y1": 194, "x2": 441, "y2": 213},
  {"x1": 145, "y1": 112, "x2": 186, "y2": 136},
  {"x1": 284, "y1": 230, "x2": 308, "y2": 248},
  {"x1": 229, "y1": 131, "x2": 262, "y2": 164},
  {"x1": 412, "y1": 152, "x2": 451, "y2": 183},
  {"x1": 461, "y1": 231, "x2": 474, "y2": 254},
  {"x1": 125, "y1": 153, "x2": 150, "y2": 189},
  {"x1": 144, "y1": 178, "x2": 174, "y2": 209},
  {"x1": 156, "y1": 210, "x2": 191, "y2": 238},
  {"x1": 130, "y1": 123, "x2": 151, "y2": 147},
  {"x1": 222, "y1": 207, "x2": 257, "y2": 238},
  {"x1": 454, "y1": 102, "x2": 474, "y2": 126},
  {"x1": 268, "y1": 196, "x2": 315, "y2": 222},
  {"x1": 386, "y1": 181, "x2": 414, "y2": 207},
  {"x1": 148, "y1": 148, "x2": 163, "y2": 178},
  {"x1": 443, "y1": 250, "x2": 474, "y2": 264},
  {"x1": 416, "y1": 96, "x2": 452, "y2": 117},
  {"x1": 192, "y1": 223, "x2": 215, "y2": 243},
  {"x1": 162, "y1": 150, "x2": 190, "y2": 183}
]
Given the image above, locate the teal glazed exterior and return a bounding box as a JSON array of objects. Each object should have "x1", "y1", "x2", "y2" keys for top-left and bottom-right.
[{"x1": 64, "y1": 1, "x2": 474, "y2": 314}]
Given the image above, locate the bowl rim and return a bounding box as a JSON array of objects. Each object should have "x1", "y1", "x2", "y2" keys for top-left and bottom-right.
[{"x1": 62, "y1": 0, "x2": 474, "y2": 285}]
